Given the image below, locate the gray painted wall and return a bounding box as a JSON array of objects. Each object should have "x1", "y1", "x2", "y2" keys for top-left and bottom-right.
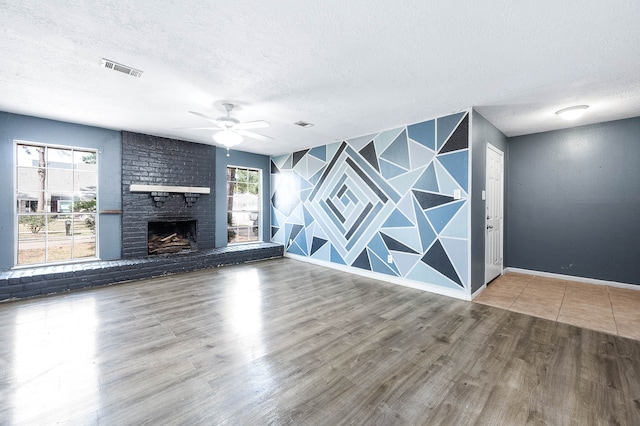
[
  {"x1": 507, "y1": 117, "x2": 640, "y2": 285},
  {"x1": 470, "y1": 110, "x2": 508, "y2": 292},
  {"x1": 215, "y1": 148, "x2": 271, "y2": 248},
  {"x1": 0, "y1": 112, "x2": 122, "y2": 269}
]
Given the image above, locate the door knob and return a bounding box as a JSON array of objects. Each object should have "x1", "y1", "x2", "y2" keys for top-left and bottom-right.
[{"x1": 487, "y1": 225, "x2": 493, "y2": 229}]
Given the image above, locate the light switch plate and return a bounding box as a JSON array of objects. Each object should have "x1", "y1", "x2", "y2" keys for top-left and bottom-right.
[
  {"x1": 453, "y1": 189, "x2": 461, "y2": 200},
  {"x1": 387, "y1": 255, "x2": 393, "y2": 264},
  {"x1": 481, "y1": 190, "x2": 486, "y2": 200}
]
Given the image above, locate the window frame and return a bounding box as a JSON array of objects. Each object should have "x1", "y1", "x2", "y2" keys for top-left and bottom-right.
[
  {"x1": 14, "y1": 140, "x2": 99, "y2": 267},
  {"x1": 226, "y1": 165, "x2": 262, "y2": 245}
]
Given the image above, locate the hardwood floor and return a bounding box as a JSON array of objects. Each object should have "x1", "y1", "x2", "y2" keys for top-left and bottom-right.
[{"x1": 0, "y1": 258, "x2": 639, "y2": 425}]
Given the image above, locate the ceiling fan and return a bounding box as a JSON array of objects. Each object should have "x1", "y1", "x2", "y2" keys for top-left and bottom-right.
[{"x1": 187, "y1": 103, "x2": 272, "y2": 148}]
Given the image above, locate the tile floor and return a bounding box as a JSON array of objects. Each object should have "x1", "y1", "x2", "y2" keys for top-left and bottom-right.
[{"x1": 474, "y1": 272, "x2": 640, "y2": 340}]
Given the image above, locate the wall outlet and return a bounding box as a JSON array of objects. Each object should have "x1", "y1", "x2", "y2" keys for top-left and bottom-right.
[{"x1": 387, "y1": 254, "x2": 393, "y2": 264}]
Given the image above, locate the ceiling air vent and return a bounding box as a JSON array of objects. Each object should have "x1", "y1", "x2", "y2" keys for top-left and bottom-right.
[
  {"x1": 101, "y1": 58, "x2": 143, "y2": 77},
  {"x1": 294, "y1": 121, "x2": 314, "y2": 128}
]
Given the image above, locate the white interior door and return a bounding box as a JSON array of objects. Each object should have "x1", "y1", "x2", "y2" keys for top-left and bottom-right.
[{"x1": 485, "y1": 144, "x2": 504, "y2": 284}]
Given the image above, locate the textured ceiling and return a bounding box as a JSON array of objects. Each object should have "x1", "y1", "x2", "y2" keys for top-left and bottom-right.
[{"x1": 1, "y1": 1, "x2": 639, "y2": 156}]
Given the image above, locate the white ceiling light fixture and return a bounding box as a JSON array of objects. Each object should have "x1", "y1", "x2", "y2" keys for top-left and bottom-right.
[
  {"x1": 555, "y1": 105, "x2": 589, "y2": 120},
  {"x1": 213, "y1": 129, "x2": 243, "y2": 147}
]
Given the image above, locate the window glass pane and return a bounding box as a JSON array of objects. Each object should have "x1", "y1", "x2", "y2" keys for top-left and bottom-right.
[
  {"x1": 17, "y1": 199, "x2": 39, "y2": 214},
  {"x1": 228, "y1": 227, "x2": 238, "y2": 244},
  {"x1": 47, "y1": 234, "x2": 72, "y2": 262},
  {"x1": 17, "y1": 145, "x2": 44, "y2": 167},
  {"x1": 49, "y1": 214, "x2": 71, "y2": 237},
  {"x1": 75, "y1": 214, "x2": 96, "y2": 258},
  {"x1": 47, "y1": 147, "x2": 73, "y2": 169},
  {"x1": 55, "y1": 198, "x2": 74, "y2": 213},
  {"x1": 74, "y1": 233, "x2": 96, "y2": 259},
  {"x1": 73, "y1": 196, "x2": 97, "y2": 213},
  {"x1": 244, "y1": 194, "x2": 259, "y2": 211},
  {"x1": 75, "y1": 171, "x2": 97, "y2": 193},
  {"x1": 48, "y1": 168, "x2": 74, "y2": 193},
  {"x1": 16, "y1": 167, "x2": 43, "y2": 192},
  {"x1": 17, "y1": 214, "x2": 47, "y2": 265},
  {"x1": 231, "y1": 211, "x2": 248, "y2": 226},
  {"x1": 74, "y1": 150, "x2": 97, "y2": 171}
]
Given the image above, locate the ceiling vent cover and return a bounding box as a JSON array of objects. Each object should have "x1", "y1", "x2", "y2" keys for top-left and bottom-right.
[{"x1": 101, "y1": 59, "x2": 143, "y2": 77}]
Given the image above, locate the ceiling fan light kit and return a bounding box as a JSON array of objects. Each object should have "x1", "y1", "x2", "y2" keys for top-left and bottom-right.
[
  {"x1": 186, "y1": 103, "x2": 272, "y2": 151},
  {"x1": 213, "y1": 129, "x2": 243, "y2": 147}
]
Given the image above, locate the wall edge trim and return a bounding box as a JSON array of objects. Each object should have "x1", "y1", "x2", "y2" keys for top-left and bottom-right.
[
  {"x1": 284, "y1": 253, "x2": 471, "y2": 301},
  {"x1": 505, "y1": 267, "x2": 640, "y2": 290}
]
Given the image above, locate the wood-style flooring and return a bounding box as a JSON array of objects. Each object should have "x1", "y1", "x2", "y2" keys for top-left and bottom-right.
[
  {"x1": 475, "y1": 272, "x2": 640, "y2": 340},
  {"x1": 0, "y1": 258, "x2": 639, "y2": 425}
]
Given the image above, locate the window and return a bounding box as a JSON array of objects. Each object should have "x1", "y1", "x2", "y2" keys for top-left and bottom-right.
[
  {"x1": 227, "y1": 166, "x2": 261, "y2": 244},
  {"x1": 15, "y1": 142, "x2": 98, "y2": 265}
]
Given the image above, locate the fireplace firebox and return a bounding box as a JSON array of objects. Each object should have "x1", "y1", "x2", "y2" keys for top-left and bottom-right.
[{"x1": 148, "y1": 220, "x2": 197, "y2": 255}]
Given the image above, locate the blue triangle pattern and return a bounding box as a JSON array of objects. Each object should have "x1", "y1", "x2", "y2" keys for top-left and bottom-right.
[
  {"x1": 303, "y1": 205, "x2": 315, "y2": 226},
  {"x1": 380, "y1": 129, "x2": 410, "y2": 169},
  {"x1": 412, "y1": 163, "x2": 438, "y2": 192},
  {"x1": 413, "y1": 197, "x2": 437, "y2": 252},
  {"x1": 352, "y1": 249, "x2": 371, "y2": 270},
  {"x1": 366, "y1": 233, "x2": 390, "y2": 263},
  {"x1": 382, "y1": 208, "x2": 414, "y2": 228},
  {"x1": 438, "y1": 150, "x2": 468, "y2": 190},
  {"x1": 288, "y1": 240, "x2": 306, "y2": 256},
  {"x1": 436, "y1": 112, "x2": 465, "y2": 151},
  {"x1": 330, "y1": 245, "x2": 346, "y2": 265},
  {"x1": 369, "y1": 250, "x2": 399, "y2": 276},
  {"x1": 294, "y1": 228, "x2": 308, "y2": 256},
  {"x1": 408, "y1": 119, "x2": 435, "y2": 150},
  {"x1": 309, "y1": 145, "x2": 326, "y2": 161},
  {"x1": 425, "y1": 200, "x2": 465, "y2": 234},
  {"x1": 380, "y1": 158, "x2": 407, "y2": 180},
  {"x1": 310, "y1": 237, "x2": 328, "y2": 255}
]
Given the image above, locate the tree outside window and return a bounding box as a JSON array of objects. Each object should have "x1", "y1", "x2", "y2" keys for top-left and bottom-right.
[{"x1": 227, "y1": 167, "x2": 260, "y2": 244}]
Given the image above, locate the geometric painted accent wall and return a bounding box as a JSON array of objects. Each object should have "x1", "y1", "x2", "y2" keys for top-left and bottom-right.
[{"x1": 271, "y1": 111, "x2": 469, "y2": 292}]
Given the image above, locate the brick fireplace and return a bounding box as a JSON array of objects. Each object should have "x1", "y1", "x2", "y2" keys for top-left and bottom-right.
[{"x1": 121, "y1": 132, "x2": 216, "y2": 258}]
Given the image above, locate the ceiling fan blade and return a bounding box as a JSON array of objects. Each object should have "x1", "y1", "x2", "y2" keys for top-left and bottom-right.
[
  {"x1": 237, "y1": 129, "x2": 273, "y2": 141},
  {"x1": 235, "y1": 120, "x2": 270, "y2": 130},
  {"x1": 188, "y1": 111, "x2": 219, "y2": 124}
]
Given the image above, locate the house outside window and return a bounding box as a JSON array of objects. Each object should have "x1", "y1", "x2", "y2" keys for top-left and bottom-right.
[
  {"x1": 15, "y1": 142, "x2": 98, "y2": 265},
  {"x1": 227, "y1": 166, "x2": 260, "y2": 244}
]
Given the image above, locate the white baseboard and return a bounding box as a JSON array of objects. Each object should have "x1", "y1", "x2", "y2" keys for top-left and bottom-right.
[
  {"x1": 284, "y1": 253, "x2": 471, "y2": 301},
  {"x1": 504, "y1": 267, "x2": 640, "y2": 291}
]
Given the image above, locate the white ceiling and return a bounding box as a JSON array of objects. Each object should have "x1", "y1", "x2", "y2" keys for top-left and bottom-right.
[{"x1": 1, "y1": 1, "x2": 639, "y2": 156}]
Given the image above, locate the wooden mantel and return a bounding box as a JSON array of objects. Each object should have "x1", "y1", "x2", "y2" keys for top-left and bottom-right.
[{"x1": 129, "y1": 184, "x2": 210, "y2": 194}]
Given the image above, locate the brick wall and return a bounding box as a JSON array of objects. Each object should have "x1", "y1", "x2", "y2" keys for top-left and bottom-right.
[{"x1": 121, "y1": 132, "x2": 216, "y2": 258}]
